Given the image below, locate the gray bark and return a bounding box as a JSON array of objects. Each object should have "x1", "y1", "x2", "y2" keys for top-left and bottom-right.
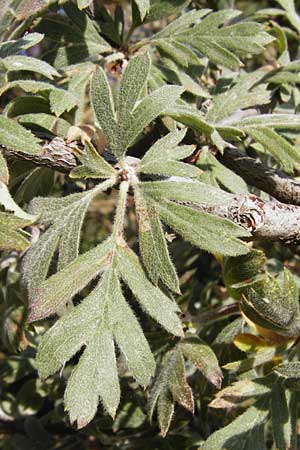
[
  {"x1": 199, "y1": 193, "x2": 300, "y2": 246},
  {"x1": 3, "y1": 137, "x2": 300, "y2": 246},
  {"x1": 217, "y1": 147, "x2": 300, "y2": 206},
  {"x1": 0, "y1": 137, "x2": 78, "y2": 173}
]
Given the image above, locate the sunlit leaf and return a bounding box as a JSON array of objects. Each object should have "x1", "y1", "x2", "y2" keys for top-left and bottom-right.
[
  {"x1": 116, "y1": 245, "x2": 184, "y2": 337},
  {"x1": 91, "y1": 53, "x2": 183, "y2": 158},
  {"x1": 157, "y1": 200, "x2": 250, "y2": 256},
  {"x1": 135, "y1": 185, "x2": 180, "y2": 293},
  {"x1": 0, "y1": 116, "x2": 41, "y2": 155}
]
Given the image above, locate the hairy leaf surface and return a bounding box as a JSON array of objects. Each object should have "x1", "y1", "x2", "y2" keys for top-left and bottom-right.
[{"x1": 91, "y1": 53, "x2": 183, "y2": 158}]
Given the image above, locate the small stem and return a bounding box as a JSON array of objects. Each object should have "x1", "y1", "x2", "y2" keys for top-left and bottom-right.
[
  {"x1": 112, "y1": 180, "x2": 129, "y2": 242},
  {"x1": 92, "y1": 176, "x2": 117, "y2": 196},
  {"x1": 124, "y1": 23, "x2": 136, "y2": 46},
  {"x1": 129, "y1": 39, "x2": 151, "y2": 53},
  {"x1": 184, "y1": 303, "x2": 240, "y2": 326}
]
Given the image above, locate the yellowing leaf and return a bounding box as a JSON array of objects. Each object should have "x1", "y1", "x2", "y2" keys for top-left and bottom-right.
[{"x1": 233, "y1": 333, "x2": 276, "y2": 353}]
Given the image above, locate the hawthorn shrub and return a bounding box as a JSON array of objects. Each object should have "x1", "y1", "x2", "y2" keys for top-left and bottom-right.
[{"x1": 2, "y1": 0, "x2": 300, "y2": 449}]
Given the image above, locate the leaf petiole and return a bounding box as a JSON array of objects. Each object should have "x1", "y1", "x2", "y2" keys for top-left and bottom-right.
[{"x1": 112, "y1": 180, "x2": 129, "y2": 243}]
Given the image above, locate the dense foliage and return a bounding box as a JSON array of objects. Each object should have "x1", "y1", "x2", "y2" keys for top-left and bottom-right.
[{"x1": 3, "y1": 0, "x2": 300, "y2": 448}]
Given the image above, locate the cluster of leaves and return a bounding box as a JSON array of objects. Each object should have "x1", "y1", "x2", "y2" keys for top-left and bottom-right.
[{"x1": 2, "y1": 0, "x2": 300, "y2": 449}]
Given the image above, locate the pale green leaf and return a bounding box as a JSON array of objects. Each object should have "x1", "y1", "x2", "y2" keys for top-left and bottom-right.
[
  {"x1": 28, "y1": 191, "x2": 95, "y2": 223},
  {"x1": 0, "y1": 181, "x2": 36, "y2": 220},
  {"x1": 49, "y1": 89, "x2": 78, "y2": 117},
  {"x1": 116, "y1": 245, "x2": 184, "y2": 337},
  {"x1": 141, "y1": 128, "x2": 187, "y2": 165},
  {"x1": 123, "y1": 85, "x2": 183, "y2": 155},
  {"x1": 135, "y1": 186, "x2": 180, "y2": 293},
  {"x1": 69, "y1": 66, "x2": 94, "y2": 125},
  {"x1": 167, "y1": 350, "x2": 194, "y2": 413},
  {"x1": 163, "y1": 61, "x2": 210, "y2": 96},
  {"x1": 276, "y1": 0, "x2": 300, "y2": 33},
  {"x1": 0, "y1": 0, "x2": 23, "y2": 36},
  {"x1": 175, "y1": 11, "x2": 274, "y2": 69},
  {"x1": 77, "y1": 0, "x2": 90, "y2": 9},
  {"x1": 2, "y1": 55, "x2": 59, "y2": 79},
  {"x1": 154, "y1": 9, "x2": 211, "y2": 38},
  {"x1": 0, "y1": 32, "x2": 44, "y2": 58},
  {"x1": 184, "y1": 9, "x2": 240, "y2": 33},
  {"x1": 91, "y1": 66, "x2": 118, "y2": 153},
  {"x1": 22, "y1": 193, "x2": 95, "y2": 296},
  {"x1": 206, "y1": 71, "x2": 271, "y2": 124},
  {"x1": 15, "y1": 0, "x2": 57, "y2": 20},
  {"x1": 188, "y1": 38, "x2": 241, "y2": 69},
  {"x1": 223, "y1": 250, "x2": 266, "y2": 293},
  {"x1": 0, "y1": 116, "x2": 41, "y2": 155},
  {"x1": 229, "y1": 114, "x2": 300, "y2": 129},
  {"x1": 0, "y1": 152, "x2": 9, "y2": 184},
  {"x1": 141, "y1": 179, "x2": 232, "y2": 206},
  {"x1": 210, "y1": 128, "x2": 228, "y2": 152},
  {"x1": 164, "y1": 104, "x2": 214, "y2": 135},
  {"x1": 4, "y1": 95, "x2": 49, "y2": 118},
  {"x1": 36, "y1": 8, "x2": 111, "y2": 69},
  {"x1": 23, "y1": 185, "x2": 112, "y2": 294},
  {"x1": 154, "y1": 10, "x2": 249, "y2": 70},
  {"x1": 117, "y1": 52, "x2": 151, "y2": 126},
  {"x1": 156, "y1": 200, "x2": 250, "y2": 256},
  {"x1": 214, "y1": 317, "x2": 244, "y2": 345},
  {"x1": 134, "y1": 0, "x2": 150, "y2": 20},
  {"x1": 109, "y1": 272, "x2": 156, "y2": 386},
  {"x1": 245, "y1": 126, "x2": 300, "y2": 172},
  {"x1": 61, "y1": 271, "x2": 122, "y2": 424},
  {"x1": 140, "y1": 129, "x2": 200, "y2": 178},
  {"x1": 155, "y1": 39, "x2": 200, "y2": 68},
  {"x1": 0, "y1": 211, "x2": 32, "y2": 251},
  {"x1": 148, "y1": 363, "x2": 169, "y2": 422},
  {"x1": 1, "y1": 79, "x2": 67, "y2": 96},
  {"x1": 36, "y1": 284, "x2": 103, "y2": 379},
  {"x1": 197, "y1": 149, "x2": 248, "y2": 194},
  {"x1": 223, "y1": 348, "x2": 277, "y2": 374},
  {"x1": 241, "y1": 270, "x2": 300, "y2": 337},
  {"x1": 64, "y1": 324, "x2": 120, "y2": 427},
  {"x1": 13, "y1": 166, "x2": 54, "y2": 204},
  {"x1": 57, "y1": 199, "x2": 91, "y2": 270},
  {"x1": 145, "y1": 0, "x2": 189, "y2": 23},
  {"x1": 70, "y1": 142, "x2": 116, "y2": 179},
  {"x1": 141, "y1": 154, "x2": 199, "y2": 178},
  {"x1": 37, "y1": 264, "x2": 157, "y2": 429},
  {"x1": 113, "y1": 401, "x2": 146, "y2": 431},
  {"x1": 91, "y1": 55, "x2": 183, "y2": 158},
  {"x1": 19, "y1": 113, "x2": 70, "y2": 138},
  {"x1": 28, "y1": 238, "x2": 112, "y2": 322},
  {"x1": 22, "y1": 225, "x2": 60, "y2": 296}
]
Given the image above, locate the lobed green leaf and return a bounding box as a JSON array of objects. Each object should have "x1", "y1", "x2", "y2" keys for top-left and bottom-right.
[
  {"x1": 157, "y1": 200, "x2": 250, "y2": 256},
  {"x1": 135, "y1": 186, "x2": 180, "y2": 293},
  {"x1": 28, "y1": 238, "x2": 113, "y2": 322},
  {"x1": 116, "y1": 245, "x2": 184, "y2": 337}
]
